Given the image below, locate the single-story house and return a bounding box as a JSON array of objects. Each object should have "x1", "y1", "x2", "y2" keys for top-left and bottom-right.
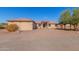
[
  {"x1": 7, "y1": 18, "x2": 56, "y2": 31},
  {"x1": 36, "y1": 21, "x2": 56, "y2": 29},
  {"x1": 7, "y1": 18, "x2": 36, "y2": 31}
]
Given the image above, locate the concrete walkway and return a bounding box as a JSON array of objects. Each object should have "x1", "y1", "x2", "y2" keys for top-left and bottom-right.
[{"x1": 0, "y1": 29, "x2": 79, "y2": 51}]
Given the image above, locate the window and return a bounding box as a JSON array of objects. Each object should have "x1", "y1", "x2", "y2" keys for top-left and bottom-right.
[{"x1": 49, "y1": 24, "x2": 51, "y2": 27}]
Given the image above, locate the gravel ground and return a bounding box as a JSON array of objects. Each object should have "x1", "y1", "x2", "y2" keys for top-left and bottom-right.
[{"x1": 0, "y1": 29, "x2": 79, "y2": 51}]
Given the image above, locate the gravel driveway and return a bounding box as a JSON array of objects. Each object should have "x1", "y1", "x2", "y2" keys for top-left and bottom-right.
[{"x1": 0, "y1": 29, "x2": 79, "y2": 51}]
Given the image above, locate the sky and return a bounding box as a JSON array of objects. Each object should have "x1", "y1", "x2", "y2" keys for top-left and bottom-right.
[{"x1": 0, "y1": 7, "x2": 74, "y2": 23}]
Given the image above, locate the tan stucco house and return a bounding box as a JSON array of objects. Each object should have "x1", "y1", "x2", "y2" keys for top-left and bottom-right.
[
  {"x1": 7, "y1": 18, "x2": 56, "y2": 31},
  {"x1": 7, "y1": 18, "x2": 36, "y2": 31},
  {"x1": 36, "y1": 21, "x2": 56, "y2": 29}
]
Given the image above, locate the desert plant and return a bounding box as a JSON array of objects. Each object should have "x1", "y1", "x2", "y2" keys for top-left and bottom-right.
[{"x1": 6, "y1": 24, "x2": 18, "y2": 32}]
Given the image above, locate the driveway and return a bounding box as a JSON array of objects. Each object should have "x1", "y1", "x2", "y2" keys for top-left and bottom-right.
[{"x1": 0, "y1": 29, "x2": 79, "y2": 51}]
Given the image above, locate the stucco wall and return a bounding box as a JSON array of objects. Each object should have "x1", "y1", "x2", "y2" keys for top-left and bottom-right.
[
  {"x1": 8, "y1": 22, "x2": 33, "y2": 31},
  {"x1": 36, "y1": 23, "x2": 56, "y2": 29},
  {"x1": 47, "y1": 24, "x2": 56, "y2": 29}
]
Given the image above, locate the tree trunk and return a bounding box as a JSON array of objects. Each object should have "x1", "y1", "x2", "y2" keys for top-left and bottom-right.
[
  {"x1": 70, "y1": 24, "x2": 72, "y2": 30},
  {"x1": 74, "y1": 25, "x2": 76, "y2": 31},
  {"x1": 74, "y1": 24, "x2": 77, "y2": 31},
  {"x1": 60, "y1": 24, "x2": 63, "y2": 30},
  {"x1": 64, "y1": 24, "x2": 66, "y2": 30},
  {"x1": 75, "y1": 24, "x2": 78, "y2": 31}
]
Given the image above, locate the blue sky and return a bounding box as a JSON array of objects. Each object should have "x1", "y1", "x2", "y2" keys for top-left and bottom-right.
[{"x1": 0, "y1": 7, "x2": 74, "y2": 23}]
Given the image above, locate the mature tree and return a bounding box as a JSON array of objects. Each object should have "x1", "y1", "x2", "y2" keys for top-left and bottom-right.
[
  {"x1": 59, "y1": 10, "x2": 71, "y2": 29},
  {"x1": 72, "y1": 9, "x2": 79, "y2": 30}
]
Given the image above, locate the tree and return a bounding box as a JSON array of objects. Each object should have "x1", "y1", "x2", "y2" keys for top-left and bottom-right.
[
  {"x1": 59, "y1": 10, "x2": 71, "y2": 29},
  {"x1": 72, "y1": 9, "x2": 79, "y2": 30}
]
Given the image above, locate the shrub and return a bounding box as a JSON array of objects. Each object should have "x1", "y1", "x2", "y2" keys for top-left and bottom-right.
[
  {"x1": 0, "y1": 23, "x2": 7, "y2": 29},
  {"x1": 0, "y1": 26, "x2": 5, "y2": 29},
  {"x1": 6, "y1": 24, "x2": 18, "y2": 32}
]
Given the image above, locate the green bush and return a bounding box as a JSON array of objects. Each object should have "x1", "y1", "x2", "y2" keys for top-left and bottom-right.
[{"x1": 6, "y1": 24, "x2": 18, "y2": 32}]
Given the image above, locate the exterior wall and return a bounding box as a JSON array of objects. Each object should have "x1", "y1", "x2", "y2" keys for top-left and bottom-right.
[
  {"x1": 8, "y1": 22, "x2": 33, "y2": 31},
  {"x1": 37, "y1": 24, "x2": 41, "y2": 29},
  {"x1": 33, "y1": 23, "x2": 37, "y2": 29},
  {"x1": 65, "y1": 24, "x2": 74, "y2": 29},
  {"x1": 47, "y1": 24, "x2": 56, "y2": 29},
  {"x1": 36, "y1": 23, "x2": 56, "y2": 29},
  {"x1": 8, "y1": 21, "x2": 56, "y2": 30},
  {"x1": 65, "y1": 24, "x2": 70, "y2": 29}
]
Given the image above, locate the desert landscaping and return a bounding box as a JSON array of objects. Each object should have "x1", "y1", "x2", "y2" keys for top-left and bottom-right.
[
  {"x1": 0, "y1": 7, "x2": 79, "y2": 51},
  {"x1": 0, "y1": 29, "x2": 79, "y2": 51}
]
